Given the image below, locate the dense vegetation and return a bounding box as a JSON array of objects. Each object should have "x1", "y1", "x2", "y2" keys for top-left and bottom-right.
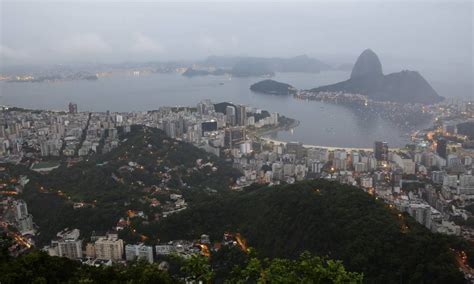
[
  {"x1": 153, "y1": 180, "x2": 465, "y2": 283},
  {"x1": 250, "y1": 79, "x2": 296, "y2": 96},
  {"x1": 15, "y1": 125, "x2": 240, "y2": 244},
  {"x1": 0, "y1": 234, "x2": 362, "y2": 283}
]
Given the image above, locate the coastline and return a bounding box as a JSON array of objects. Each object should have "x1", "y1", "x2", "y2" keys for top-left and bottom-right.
[{"x1": 253, "y1": 117, "x2": 400, "y2": 152}]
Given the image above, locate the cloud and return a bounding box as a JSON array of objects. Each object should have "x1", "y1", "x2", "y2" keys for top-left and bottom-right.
[
  {"x1": 230, "y1": 35, "x2": 239, "y2": 47},
  {"x1": 196, "y1": 35, "x2": 240, "y2": 55},
  {"x1": 0, "y1": 45, "x2": 30, "y2": 61},
  {"x1": 131, "y1": 33, "x2": 165, "y2": 54},
  {"x1": 55, "y1": 33, "x2": 110, "y2": 55},
  {"x1": 197, "y1": 35, "x2": 222, "y2": 52}
]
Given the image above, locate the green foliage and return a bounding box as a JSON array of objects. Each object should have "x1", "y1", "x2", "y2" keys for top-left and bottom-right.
[
  {"x1": 250, "y1": 79, "x2": 296, "y2": 96},
  {"x1": 0, "y1": 233, "x2": 13, "y2": 262},
  {"x1": 0, "y1": 250, "x2": 81, "y2": 283},
  {"x1": 0, "y1": 249, "x2": 360, "y2": 284},
  {"x1": 180, "y1": 254, "x2": 214, "y2": 283},
  {"x1": 228, "y1": 252, "x2": 363, "y2": 283},
  {"x1": 9, "y1": 125, "x2": 240, "y2": 245},
  {"x1": 155, "y1": 179, "x2": 465, "y2": 283}
]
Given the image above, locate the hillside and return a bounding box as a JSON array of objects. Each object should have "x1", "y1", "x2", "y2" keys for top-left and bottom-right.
[
  {"x1": 15, "y1": 125, "x2": 241, "y2": 244},
  {"x1": 250, "y1": 79, "x2": 297, "y2": 95},
  {"x1": 311, "y1": 49, "x2": 444, "y2": 104},
  {"x1": 154, "y1": 180, "x2": 466, "y2": 283}
]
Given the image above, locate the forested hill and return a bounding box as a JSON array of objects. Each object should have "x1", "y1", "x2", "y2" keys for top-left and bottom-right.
[
  {"x1": 155, "y1": 179, "x2": 466, "y2": 283},
  {"x1": 250, "y1": 79, "x2": 297, "y2": 95},
  {"x1": 15, "y1": 125, "x2": 240, "y2": 244}
]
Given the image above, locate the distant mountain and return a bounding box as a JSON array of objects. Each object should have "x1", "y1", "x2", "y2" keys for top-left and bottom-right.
[
  {"x1": 311, "y1": 49, "x2": 443, "y2": 104},
  {"x1": 231, "y1": 59, "x2": 275, "y2": 77},
  {"x1": 201, "y1": 55, "x2": 331, "y2": 77},
  {"x1": 182, "y1": 67, "x2": 229, "y2": 77},
  {"x1": 350, "y1": 49, "x2": 383, "y2": 79},
  {"x1": 250, "y1": 79, "x2": 297, "y2": 95}
]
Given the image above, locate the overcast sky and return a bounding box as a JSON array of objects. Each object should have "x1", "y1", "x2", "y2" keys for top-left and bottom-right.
[{"x1": 1, "y1": 0, "x2": 472, "y2": 75}]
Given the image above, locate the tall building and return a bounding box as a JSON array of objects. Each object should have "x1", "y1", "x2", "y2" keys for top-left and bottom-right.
[
  {"x1": 68, "y1": 102, "x2": 78, "y2": 114},
  {"x1": 94, "y1": 233, "x2": 124, "y2": 261},
  {"x1": 236, "y1": 105, "x2": 247, "y2": 126},
  {"x1": 374, "y1": 141, "x2": 389, "y2": 161},
  {"x1": 49, "y1": 229, "x2": 83, "y2": 259},
  {"x1": 333, "y1": 150, "x2": 348, "y2": 170},
  {"x1": 224, "y1": 127, "x2": 245, "y2": 148},
  {"x1": 201, "y1": 120, "x2": 217, "y2": 135},
  {"x1": 12, "y1": 200, "x2": 34, "y2": 234},
  {"x1": 226, "y1": 106, "x2": 236, "y2": 126},
  {"x1": 125, "y1": 243, "x2": 154, "y2": 263},
  {"x1": 14, "y1": 200, "x2": 28, "y2": 221},
  {"x1": 197, "y1": 99, "x2": 214, "y2": 115},
  {"x1": 436, "y1": 137, "x2": 447, "y2": 159}
]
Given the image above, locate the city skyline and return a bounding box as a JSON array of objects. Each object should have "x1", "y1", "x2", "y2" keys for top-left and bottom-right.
[{"x1": 1, "y1": 0, "x2": 474, "y2": 282}]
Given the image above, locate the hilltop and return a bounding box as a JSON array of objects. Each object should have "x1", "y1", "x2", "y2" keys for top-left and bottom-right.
[
  {"x1": 250, "y1": 79, "x2": 297, "y2": 96},
  {"x1": 14, "y1": 125, "x2": 240, "y2": 244},
  {"x1": 154, "y1": 180, "x2": 466, "y2": 283},
  {"x1": 311, "y1": 49, "x2": 444, "y2": 104}
]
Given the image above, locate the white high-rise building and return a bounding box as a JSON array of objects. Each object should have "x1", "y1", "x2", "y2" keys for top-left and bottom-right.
[
  {"x1": 49, "y1": 229, "x2": 83, "y2": 259},
  {"x1": 125, "y1": 243, "x2": 154, "y2": 264},
  {"x1": 94, "y1": 233, "x2": 124, "y2": 261}
]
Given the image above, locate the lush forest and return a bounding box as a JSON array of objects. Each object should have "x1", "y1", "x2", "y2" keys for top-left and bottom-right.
[
  {"x1": 14, "y1": 125, "x2": 241, "y2": 244},
  {"x1": 0, "y1": 234, "x2": 362, "y2": 283},
  {"x1": 151, "y1": 180, "x2": 466, "y2": 283},
  {"x1": 250, "y1": 79, "x2": 297, "y2": 96}
]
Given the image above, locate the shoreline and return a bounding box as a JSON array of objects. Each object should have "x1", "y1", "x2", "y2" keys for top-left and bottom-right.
[{"x1": 254, "y1": 117, "x2": 401, "y2": 152}]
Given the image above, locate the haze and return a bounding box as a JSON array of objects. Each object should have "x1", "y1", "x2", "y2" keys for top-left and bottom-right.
[{"x1": 1, "y1": 0, "x2": 472, "y2": 92}]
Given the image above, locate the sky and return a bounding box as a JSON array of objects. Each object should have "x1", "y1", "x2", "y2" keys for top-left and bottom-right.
[{"x1": 0, "y1": 0, "x2": 472, "y2": 80}]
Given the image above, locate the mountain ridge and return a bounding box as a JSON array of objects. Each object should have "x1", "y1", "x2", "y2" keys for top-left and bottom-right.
[{"x1": 311, "y1": 49, "x2": 444, "y2": 104}]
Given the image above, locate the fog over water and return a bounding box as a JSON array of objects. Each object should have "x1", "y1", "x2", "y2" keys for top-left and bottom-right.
[
  {"x1": 0, "y1": 71, "x2": 421, "y2": 148},
  {"x1": 0, "y1": 0, "x2": 471, "y2": 147},
  {"x1": 2, "y1": 1, "x2": 472, "y2": 92}
]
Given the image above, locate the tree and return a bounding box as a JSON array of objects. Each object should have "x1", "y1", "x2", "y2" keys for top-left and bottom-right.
[
  {"x1": 228, "y1": 252, "x2": 363, "y2": 283},
  {"x1": 181, "y1": 254, "x2": 214, "y2": 283}
]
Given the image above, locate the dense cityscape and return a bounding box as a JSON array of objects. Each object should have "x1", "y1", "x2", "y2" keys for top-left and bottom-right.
[
  {"x1": 1, "y1": 1, "x2": 473, "y2": 283},
  {"x1": 0, "y1": 95, "x2": 473, "y2": 277}
]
